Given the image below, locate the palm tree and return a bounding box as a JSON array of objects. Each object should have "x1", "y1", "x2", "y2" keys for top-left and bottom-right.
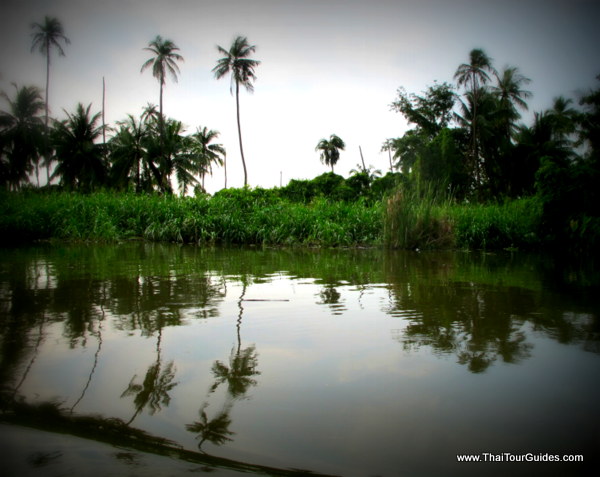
[
  {"x1": 454, "y1": 48, "x2": 496, "y2": 188},
  {"x1": 109, "y1": 114, "x2": 148, "y2": 191},
  {"x1": 140, "y1": 36, "x2": 184, "y2": 131},
  {"x1": 189, "y1": 127, "x2": 225, "y2": 191},
  {"x1": 0, "y1": 84, "x2": 45, "y2": 189},
  {"x1": 31, "y1": 16, "x2": 70, "y2": 184},
  {"x1": 547, "y1": 96, "x2": 579, "y2": 143},
  {"x1": 316, "y1": 134, "x2": 345, "y2": 173},
  {"x1": 455, "y1": 89, "x2": 500, "y2": 191},
  {"x1": 51, "y1": 103, "x2": 106, "y2": 191},
  {"x1": 454, "y1": 48, "x2": 496, "y2": 97},
  {"x1": 213, "y1": 36, "x2": 260, "y2": 187},
  {"x1": 492, "y1": 66, "x2": 532, "y2": 140}
]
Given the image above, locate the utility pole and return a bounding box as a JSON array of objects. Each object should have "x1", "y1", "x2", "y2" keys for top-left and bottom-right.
[{"x1": 102, "y1": 77, "x2": 106, "y2": 144}]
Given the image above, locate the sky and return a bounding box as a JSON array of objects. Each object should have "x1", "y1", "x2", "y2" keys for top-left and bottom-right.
[{"x1": 1, "y1": 0, "x2": 599, "y2": 193}]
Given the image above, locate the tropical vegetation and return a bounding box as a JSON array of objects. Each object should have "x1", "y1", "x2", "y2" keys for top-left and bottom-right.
[{"x1": 0, "y1": 17, "x2": 598, "y2": 253}]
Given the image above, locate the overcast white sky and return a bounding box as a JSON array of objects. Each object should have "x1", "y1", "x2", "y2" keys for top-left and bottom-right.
[{"x1": 1, "y1": 0, "x2": 599, "y2": 193}]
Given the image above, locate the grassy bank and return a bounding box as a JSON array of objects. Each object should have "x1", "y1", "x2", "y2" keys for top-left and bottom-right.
[
  {"x1": 0, "y1": 189, "x2": 382, "y2": 246},
  {"x1": 0, "y1": 189, "x2": 544, "y2": 249},
  {"x1": 384, "y1": 188, "x2": 542, "y2": 250}
]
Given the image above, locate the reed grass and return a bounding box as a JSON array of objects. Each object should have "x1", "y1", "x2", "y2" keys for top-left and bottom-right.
[{"x1": 384, "y1": 186, "x2": 454, "y2": 250}]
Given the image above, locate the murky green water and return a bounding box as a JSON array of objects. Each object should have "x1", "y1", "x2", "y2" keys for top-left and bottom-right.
[{"x1": 0, "y1": 244, "x2": 599, "y2": 476}]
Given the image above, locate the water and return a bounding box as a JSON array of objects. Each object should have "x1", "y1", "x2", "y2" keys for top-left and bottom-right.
[{"x1": 0, "y1": 244, "x2": 598, "y2": 476}]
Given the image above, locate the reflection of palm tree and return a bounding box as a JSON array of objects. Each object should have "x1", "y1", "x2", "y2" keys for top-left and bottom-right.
[
  {"x1": 187, "y1": 279, "x2": 260, "y2": 451},
  {"x1": 319, "y1": 286, "x2": 341, "y2": 305},
  {"x1": 318, "y1": 286, "x2": 345, "y2": 315},
  {"x1": 121, "y1": 329, "x2": 177, "y2": 425},
  {"x1": 12, "y1": 314, "x2": 46, "y2": 397},
  {"x1": 210, "y1": 345, "x2": 260, "y2": 399},
  {"x1": 70, "y1": 281, "x2": 107, "y2": 413},
  {"x1": 70, "y1": 321, "x2": 103, "y2": 413},
  {"x1": 186, "y1": 402, "x2": 234, "y2": 451}
]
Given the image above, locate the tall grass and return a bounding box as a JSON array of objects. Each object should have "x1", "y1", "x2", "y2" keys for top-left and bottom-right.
[
  {"x1": 0, "y1": 190, "x2": 383, "y2": 246},
  {"x1": 450, "y1": 197, "x2": 542, "y2": 250},
  {"x1": 383, "y1": 186, "x2": 543, "y2": 250},
  {"x1": 384, "y1": 186, "x2": 454, "y2": 249},
  {"x1": 0, "y1": 189, "x2": 543, "y2": 249}
]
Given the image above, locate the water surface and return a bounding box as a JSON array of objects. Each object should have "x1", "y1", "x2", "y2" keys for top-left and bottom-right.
[{"x1": 0, "y1": 244, "x2": 598, "y2": 476}]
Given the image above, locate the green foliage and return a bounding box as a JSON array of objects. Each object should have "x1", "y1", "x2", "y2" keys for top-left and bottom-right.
[
  {"x1": 277, "y1": 178, "x2": 317, "y2": 203},
  {"x1": 384, "y1": 185, "x2": 454, "y2": 250},
  {"x1": 451, "y1": 197, "x2": 542, "y2": 250},
  {"x1": 390, "y1": 82, "x2": 455, "y2": 136},
  {"x1": 0, "y1": 190, "x2": 382, "y2": 247}
]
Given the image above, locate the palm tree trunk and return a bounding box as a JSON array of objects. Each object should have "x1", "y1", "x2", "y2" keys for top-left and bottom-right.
[
  {"x1": 157, "y1": 78, "x2": 169, "y2": 194},
  {"x1": 235, "y1": 81, "x2": 248, "y2": 186},
  {"x1": 224, "y1": 153, "x2": 227, "y2": 189},
  {"x1": 44, "y1": 45, "x2": 50, "y2": 185}
]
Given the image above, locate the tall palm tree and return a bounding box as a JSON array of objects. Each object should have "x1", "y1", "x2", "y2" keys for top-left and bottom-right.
[
  {"x1": 454, "y1": 48, "x2": 496, "y2": 98},
  {"x1": 454, "y1": 48, "x2": 496, "y2": 189},
  {"x1": 316, "y1": 134, "x2": 345, "y2": 173},
  {"x1": 140, "y1": 36, "x2": 184, "y2": 131},
  {"x1": 455, "y1": 89, "x2": 499, "y2": 190},
  {"x1": 51, "y1": 103, "x2": 106, "y2": 191},
  {"x1": 31, "y1": 16, "x2": 70, "y2": 184},
  {"x1": 0, "y1": 84, "x2": 45, "y2": 189},
  {"x1": 213, "y1": 36, "x2": 260, "y2": 187}
]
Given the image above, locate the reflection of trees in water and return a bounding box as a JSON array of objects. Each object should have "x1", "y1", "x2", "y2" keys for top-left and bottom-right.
[
  {"x1": 121, "y1": 327, "x2": 178, "y2": 426},
  {"x1": 187, "y1": 280, "x2": 260, "y2": 452},
  {"x1": 389, "y1": 280, "x2": 536, "y2": 373},
  {"x1": 381, "y1": 251, "x2": 600, "y2": 372},
  {"x1": 317, "y1": 285, "x2": 345, "y2": 315}
]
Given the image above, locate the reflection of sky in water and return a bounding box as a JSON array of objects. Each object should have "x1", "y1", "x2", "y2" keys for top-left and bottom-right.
[{"x1": 1, "y1": 245, "x2": 598, "y2": 476}]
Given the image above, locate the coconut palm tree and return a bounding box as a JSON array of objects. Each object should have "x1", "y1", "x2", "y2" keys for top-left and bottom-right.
[
  {"x1": 213, "y1": 36, "x2": 260, "y2": 187},
  {"x1": 454, "y1": 49, "x2": 496, "y2": 189},
  {"x1": 51, "y1": 103, "x2": 106, "y2": 191},
  {"x1": 316, "y1": 134, "x2": 346, "y2": 173},
  {"x1": 547, "y1": 96, "x2": 580, "y2": 143},
  {"x1": 0, "y1": 84, "x2": 45, "y2": 189},
  {"x1": 189, "y1": 127, "x2": 225, "y2": 191},
  {"x1": 140, "y1": 36, "x2": 184, "y2": 131},
  {"x1": 109, "y1": 114, "x2": 148, "y2": 191},
  {"x1": 492, "y1": 66, "x2": 532, "y2": 140},
  {"x1": 454, "y1": 48, "x2": 496, "y2": 98},
  {"x1": 31, "y1": 16, "x2": 70, "y2": 184}
]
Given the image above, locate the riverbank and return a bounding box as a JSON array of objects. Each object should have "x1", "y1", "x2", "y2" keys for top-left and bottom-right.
[{"x1": 0, "y1": 189, "x2": 544, "y2": 250}]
